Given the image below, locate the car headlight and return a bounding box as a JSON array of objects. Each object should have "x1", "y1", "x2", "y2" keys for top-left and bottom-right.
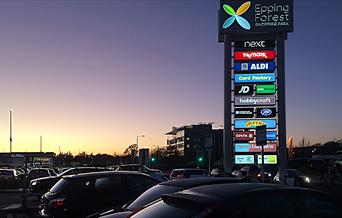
[
  {"x1": 268, "y1": 173, "x2": 272, "y2": 177},
  {"x1": 31, "y1": 181, "x2": 38, "y2": 186},
  {"x1": 305, "y1": 177, "x2": 310, "y2": 183}
]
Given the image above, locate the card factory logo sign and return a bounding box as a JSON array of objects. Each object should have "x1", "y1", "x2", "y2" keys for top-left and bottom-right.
[
  {"x1": 235, "y1": 73, "x2": 275, "y2": 83},
  {"x1": 219, "y1": 0, "x2": 293, "y2": 34},
  {"x1": 235, "y1": 96, "x2": 276, "y2": 106},
  {"x1": 235, "y1": 119, "x2": 277, "y2": 129}
]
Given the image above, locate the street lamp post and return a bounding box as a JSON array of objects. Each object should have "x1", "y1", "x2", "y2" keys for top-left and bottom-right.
[{"x1": 133, "y1": 135, "x2": 145, "y2": 164}]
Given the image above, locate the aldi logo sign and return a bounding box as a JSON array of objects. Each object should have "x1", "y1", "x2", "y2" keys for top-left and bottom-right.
[
  {"x1": 234, "y1": 51, "x2": 275, "y2": 61},
  {"x1": 235, "y1": 73, "x2": 275, "y2": 83},
  {"x1": 235, "y1": 119, "x2": 277, "y2": 129},
  {"x1": 235, "y1": 61, "x2": 275, "y2": 72}
]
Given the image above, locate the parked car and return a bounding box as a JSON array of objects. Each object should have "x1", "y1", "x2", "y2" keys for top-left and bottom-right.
[
  {"x1": 39, "y1": 171, "x2": 160, "y2": 217},
  {"x1": 232, "y1": 166, "x2": 273, "y2": 182},
  {"x1": 0, "y1": 169, "x2": 22, "y2": 189},
  {"x1": 30, "y1": 167, "x2": 110, "y2": 194},
  {"x1": 273, "y1": 169, "x2": 311, "y2": 188},
  {"x1": 94, "y1": 177, "x2": 245, "y2": 218},
  {"x1": 26, "y1": 168, "x2": 56, "y2": 188},
  {"x1": 129, "y1": 183, "x2": 342, "y2": 218},
  {"x1": 116, "y1": 164, "x2": 167, "y2": 182},
  {"x1": 169, "y1": 168, "x2": 209, "y2": 180}
]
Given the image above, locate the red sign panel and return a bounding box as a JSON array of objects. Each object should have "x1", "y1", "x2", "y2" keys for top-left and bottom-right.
[
  {"x1": 235, "y1": 131, "x2": 254, "y2": 141},
  {"x1": 250, "y1": 144, "x2": 277, "y2": 152},
  {"x1": 234, "y1": 51, "x2": 276, "y2": 61}
]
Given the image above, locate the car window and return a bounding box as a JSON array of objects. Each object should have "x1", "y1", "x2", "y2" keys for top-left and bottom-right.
[
  {"x1": 126, "y1": 175, "x2": 159, "y2": 192},
  {"x1": 127, "y1": 184, "x2": 182, "y2": 211},
  {"x1": 302, "y1": 196, "x2": 342, "y2": 218},
  {"x1": 0, "y1": 170, "x2": 14, "y2": 176},
  {"x1": 229, "y1": 192, "x2": 297, "y2": 218},
  {"x1": 94, "y1": 176, "x2": 123, "y2": 193},
  {"x1": 50, "y1": 178, "x2": 69, "y2": 193}
]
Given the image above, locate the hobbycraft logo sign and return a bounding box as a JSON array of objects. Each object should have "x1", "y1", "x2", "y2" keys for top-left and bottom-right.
[{"x1": 219, "y1": 0, "x2": 293, "y2": 34}]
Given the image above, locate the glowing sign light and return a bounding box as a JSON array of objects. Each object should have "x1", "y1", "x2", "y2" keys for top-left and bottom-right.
[
  {"x1": 234, "y1": 119, "x2": 276, "y2": 129},
  {"x1": 234, "y1": 51, "x2": 275, "y2": 61},
  {"x1": 234, "y1": 73, "x2": 275, "y2": 83}
]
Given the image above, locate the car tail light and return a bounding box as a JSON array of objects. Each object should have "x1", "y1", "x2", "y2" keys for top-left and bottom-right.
[{"x1": 49, "y1": 198, "x2": 65, "y2": 208}]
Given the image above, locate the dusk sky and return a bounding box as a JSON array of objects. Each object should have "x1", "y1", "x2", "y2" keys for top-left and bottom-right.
[{"x1": 0, "y1": 0, "x2": 341, "y2": 154}]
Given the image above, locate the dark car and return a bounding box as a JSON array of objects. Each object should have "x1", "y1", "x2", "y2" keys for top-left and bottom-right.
[
  {"x1": 96, "y1": 177, "x2": 245, "y2": 218},
  {"x1": 169, "y1": 168, "x2": 209, "y2": 180},
  {"x1": 39, "y1": 171, "x2": 160, "y2": 217},
  {"x1": 129, "y1": 183, "x2": 342, "y2": 218},
  {"x1": 0, "y1": 169, "x2": 22, "y2": 189},
  {"x1": 116, "y1": 164, "x2": 168, "y2": 182},
  {"x1": 273, "y1": 169, "x2": 311, "y2": 188},
  {"x1": 232, "y1": 166, "x2": 273, "y2": 182},
  {"x1": 30, "y1": 167, "x2": 110, "y2": 194},
  {"x1": 26, "y1": 168, "x2": 56, "y2": 189}
]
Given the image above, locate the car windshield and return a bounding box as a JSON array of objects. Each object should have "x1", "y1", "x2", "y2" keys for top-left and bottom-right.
[
  {"x1": 127, "y1": 184, "x2": 182, "y2": 211},
  {"x1": 50, "y1": 178, "x2": 69, "y2": 193}
]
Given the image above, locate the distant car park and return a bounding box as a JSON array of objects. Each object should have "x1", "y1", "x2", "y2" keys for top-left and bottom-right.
[
  {"x1": 169, "y1": 168, "x2": 209, "y2": 180},
  {"x1": 0, "y1": 169, "x2": 22, "y2": 189}
]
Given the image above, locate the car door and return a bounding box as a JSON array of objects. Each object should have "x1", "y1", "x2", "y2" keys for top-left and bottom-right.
[
  {"x1": 93, "y1": 174, "x2": 125, "y2": 212},
  {"x1": 125, "y1": 174, "x2": 159, "y2": 203}
]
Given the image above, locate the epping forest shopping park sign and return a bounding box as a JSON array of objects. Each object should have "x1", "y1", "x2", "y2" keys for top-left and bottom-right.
[{"x1": 218, "y1": 0, "x2": 293, "y2": 184}]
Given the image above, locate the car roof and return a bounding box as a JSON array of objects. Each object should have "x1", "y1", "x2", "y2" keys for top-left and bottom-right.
[
  {"x1": 172, "y1": 168, "x2": 207, "y2": 171},
  {"x1": 159, "y1": 177, "x2": 241, "y2": 188},
  {"x1": 62, "y1": 170, "x2": 156, "y2": 179},
  {"x1": 162, "y1": 183, "x2": 319, "y2": 206}
]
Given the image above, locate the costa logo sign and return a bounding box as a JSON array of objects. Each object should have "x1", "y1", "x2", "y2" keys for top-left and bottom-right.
[
  {"x1": 235, "y1": 143, "x2": 277, "y2": 152},
  {"x1": 234, "y1": 119, "x2": 277, "y2": 129},
  {"x1": 235, "y1": 62, "x2": 275, "y2": 72},
  {"x1": 256, "y1": 108, "x2": 276, "y2": 118},
  {"x1": 235, "y1": 155, "x2": 254, "y2": 164},
  {"x1": 234, "y1": 73, "x2": 275, "y2": 83},
  {"x1": 235, "y1": 131, "x2": 254, "y2": 141},
  {"x1": 235, "y1": 96, "x2": 276, "y2": 106},
  {"x1": 234, "y1": 51, "x2": 275, "y2": 61},
  {"x1": 235, "y1": 108, "x2": 254, "y2": 118},
  {"x1": 257, "y1": 155, "x2": 278, "y2": 164},
  {"x1": 235, "y1": 40, "x2": 275, "y2": 49},
  {"x1": 235, "y1": 85, "x2": 253, "y2": 95}
]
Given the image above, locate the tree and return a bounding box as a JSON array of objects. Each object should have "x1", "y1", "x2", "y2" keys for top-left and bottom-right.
[{"x1": 297, "y1": 137, "x2": 311, "y2": 147}]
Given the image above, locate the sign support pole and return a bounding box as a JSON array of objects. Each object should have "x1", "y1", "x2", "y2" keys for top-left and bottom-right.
[
  {"x1": 223, "y1": 35, "x2": 233, "y2": 173},
  {"x1": 277, "y1": 33, "x2": 287, "y2": 185}
]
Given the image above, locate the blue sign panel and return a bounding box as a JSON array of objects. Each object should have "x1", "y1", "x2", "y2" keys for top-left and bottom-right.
[
  {"x1": 235, "y1": 62, "x2": 275, "y2": 72},
  {"x1": 234, "y1": 73, "x2": 275, "y2": 83},
  {"x1": 266, "y1": 131, "x2": 277, "y2": 140},
  {"x1": 234, "y1": 119, "x2": 277, "y2": 129},
  {"x1": 235, "y1": 155, "x2": 255, "y2": 164},
  {"x1": 234, "y1": 143, "x2": 250, "y2": 152}
]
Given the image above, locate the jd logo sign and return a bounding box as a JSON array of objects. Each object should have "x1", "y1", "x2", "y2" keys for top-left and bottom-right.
[{"x1": 235, "y1": 85, "x2": 253, "y2": 95}]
